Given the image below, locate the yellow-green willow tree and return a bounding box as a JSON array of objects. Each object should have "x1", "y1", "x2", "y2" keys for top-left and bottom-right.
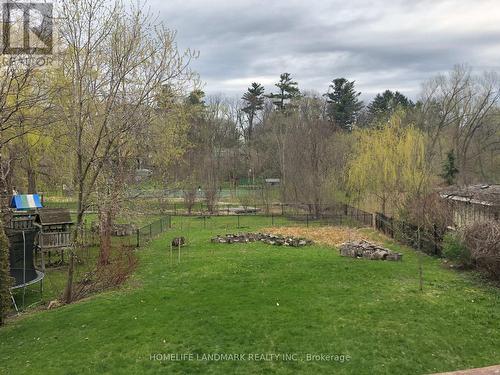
[
  {"x1": 347, "y1": 111, "x2": 429, "y2": 215},
  {"x1": 348, "y1": 111, "x2": 432, "y2": 291}
]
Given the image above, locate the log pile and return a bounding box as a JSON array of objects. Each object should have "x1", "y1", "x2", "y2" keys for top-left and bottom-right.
[
  {"x1": 211, "y1": 233, "x2": 313, "y2": 247},
  {"x1": 339, "y1": 240, "x2": 403, "y2": 261}
]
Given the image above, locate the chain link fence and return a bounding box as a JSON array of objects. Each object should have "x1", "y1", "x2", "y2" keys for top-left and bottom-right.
[
  {"x1": 375, "y1": 213, "x2": 443, "y2": 256},
  {"x1": 165, "y1": 202, "x2": 442, "y2": 256},
  {"x1": 135, "y1": 216, "x2": 171, "y2": 247}
]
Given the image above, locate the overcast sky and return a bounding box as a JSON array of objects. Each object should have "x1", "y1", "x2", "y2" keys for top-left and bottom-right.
[{"x1": 149, "y1": 0, "x2": 500, "y2": 100}]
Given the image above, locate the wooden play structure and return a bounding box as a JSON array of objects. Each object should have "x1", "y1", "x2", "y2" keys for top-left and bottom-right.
[
  {"x1": 4, "y1": 194, "x2": 74, "y2": 310},
  {"x1": 34, "y1": 208, "x2": 74, "y2": 270}
]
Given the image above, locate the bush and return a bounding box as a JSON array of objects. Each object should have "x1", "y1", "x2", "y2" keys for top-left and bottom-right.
[
  {"x1": 401, "y1": 192, "x2": 453, "y2": 234},
  {"x1": 442, "y1": 231, "x2": 471, "y2": 266},
  {"x1": 463, "y1": 221, "x2": 500, "y2": 281},
  {"x1": 0, "y1": 225, "x2": 14, "y2": 325}
]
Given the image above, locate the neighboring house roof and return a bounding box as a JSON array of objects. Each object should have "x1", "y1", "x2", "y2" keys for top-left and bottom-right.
[
  {"x1": 440, "y1": 184, "x2": 500, "y2": 207},
  {"x1": 36, "y1": 208, "x2": 73, "y2": 226},
  {"x1": 10, "y1": 194, "x2": 43, "y2": 210}
]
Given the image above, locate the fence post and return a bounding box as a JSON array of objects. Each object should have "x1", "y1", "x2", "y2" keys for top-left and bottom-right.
[
  {"x1": 149, "y1": 224, "x2": 152, "y2": 239},
  {"x1": 281, "y1": 203, "x2": 284, "y2": 216},
  {"x1": 168, "y1": 216, "x2": 172, "y2": 228},
  {"x1": 306, "y1": 214, "x2": 309, "y2": 227},
  {"x1": 271, "y1": 213, "x2": 274, "y2": 226},
  {"x1": 160, "y1": 218, "x2": 163, "y2": 233},
  {"x1": 433, "y1": 224, "x2": 439, "y2": 255},
  {"x1": 136, "y1": 229, "x2": 140, "y2": 248},
  {"x1": 203, "y1": 216, "x2": 206, "y2": 229}
]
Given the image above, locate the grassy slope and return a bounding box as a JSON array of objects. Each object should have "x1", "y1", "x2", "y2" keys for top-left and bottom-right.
[
  {"x1": 10, "y1": 213, "x2": 164, "y2": 307},
  {"x1": 1, "y1": 216, "x2": 499, "y2": 375}
]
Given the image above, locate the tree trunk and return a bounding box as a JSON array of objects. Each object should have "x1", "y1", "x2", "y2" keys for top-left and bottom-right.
[
  {"x1": 62, "y1": 251, "x2": 75, "y2": 303},
  {"x1": 98, "y1": 208, "x2": 112, "y2": 266},
  {"x1": 63, "y1": 179, "x2": 84, "y2": 304},
  {"x1": 27, "y1": 168, "x2": 37, "y2": 194},
  {"x1": 313, "y1": 197, "x2": 321, "y2": 220}
]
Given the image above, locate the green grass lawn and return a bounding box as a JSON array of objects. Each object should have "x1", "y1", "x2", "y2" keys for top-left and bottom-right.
[{"x1": 1, "y1": 216, "x2": 499, "y2": 374}]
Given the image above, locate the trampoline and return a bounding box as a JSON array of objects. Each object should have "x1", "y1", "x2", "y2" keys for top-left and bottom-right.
[{"x1": 7, "y1": 229, "x2": 44, "y2": 311}]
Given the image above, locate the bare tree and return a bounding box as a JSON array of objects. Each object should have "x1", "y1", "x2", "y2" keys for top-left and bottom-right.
[
  {"x1": 57, "y1": 0, "x2": 196, "y2": 302},
  {"x1": 178, "y1": 95, "x2": 240, "y2": 213},
  {"x1": 418, "y1": 65, "x2": 500, "y2": 184},
  {"x1": 282, "y1": 95, "x2": 334, "y2": 217}
]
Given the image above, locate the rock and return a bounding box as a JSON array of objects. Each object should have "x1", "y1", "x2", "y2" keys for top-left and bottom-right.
[
  {"x1": 386, "y1": 253, "x2": 403, "y2": 261},
  {"x1": 210, "y1": 233, "x2": 313, "y2": 248},
  {"x1": 47, "y1": 300, "x2": 61, "y2": 310},
  {"x1": 369, "y1": 249, "x2": 388, "y2": 260},
  {"x1": 171, "y1": 237, "x2": 186, "y2": 247},
  {"x1": 339, "y1": 241, "x2": 402, "y2": 261}
]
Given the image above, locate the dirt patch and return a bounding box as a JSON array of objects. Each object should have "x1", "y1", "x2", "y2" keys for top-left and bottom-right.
[{"x1": 261, "y1": 226, "x2": 378, "y2": 248}]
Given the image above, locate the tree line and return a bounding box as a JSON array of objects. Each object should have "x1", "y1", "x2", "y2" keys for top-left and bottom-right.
[{"x1": 167, "y1": 67, "x2": 499, "y2": 219}]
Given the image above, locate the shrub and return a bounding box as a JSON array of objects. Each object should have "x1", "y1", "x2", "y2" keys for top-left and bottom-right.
[
  {"x1": 70, "y1": 246, "x2": 138, "y2": 303},
  {"x1": 442, "y1": 231, "x2": 471, "y2": 266},
  {"x1": 238, "y1": 193, "x2": 254, "y2": 210},
  {"x1": 462, "y1": 221, "x2": 500, "y2": 281},
  {"x1": 0, "y1": 225, "x2": 14, "y2": 325},
  {"x1": 401, "y1": 192, "x2": 453, "y2": 234}
]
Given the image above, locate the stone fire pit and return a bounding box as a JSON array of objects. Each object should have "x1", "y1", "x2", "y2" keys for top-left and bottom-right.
[{"x1": 339, "y1": 240, "x2": 403, "y2": 261}]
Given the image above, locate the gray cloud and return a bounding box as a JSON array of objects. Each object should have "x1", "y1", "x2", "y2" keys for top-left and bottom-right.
[{"x1": 149, "y1": 0, "x2": 500, "y2": 100}]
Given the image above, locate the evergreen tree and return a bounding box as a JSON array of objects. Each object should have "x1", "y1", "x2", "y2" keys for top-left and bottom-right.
[
  {"x1": 324, "y1": 78, "x2": 363, "y2": 130},
  {"x1": 241, "y1": 82, "x2": 265, "y2": 141},
  {"x1": 156, "y1": 84, "x2": 177, "y2": 110},
  {"x1": 367, "y1": 90, "x2": 414, "y2": 124},
  {"x1": 186, "y1": 89, "x2": 206, "y2": 107},
  {"x1": 267, "y1": 73, "x2": 300, "y2": 111},
  {"x1": 0, "y1": 218, "x2": 12, "y2": 325},
  {"x1": 440, "y1": 150, "x2": 459, "y2": 185}
]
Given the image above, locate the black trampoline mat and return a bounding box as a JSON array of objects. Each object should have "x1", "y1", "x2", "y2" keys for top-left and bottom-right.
[{"x1": 10, "y1": 268, "x2": 38, "y2": 287}]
